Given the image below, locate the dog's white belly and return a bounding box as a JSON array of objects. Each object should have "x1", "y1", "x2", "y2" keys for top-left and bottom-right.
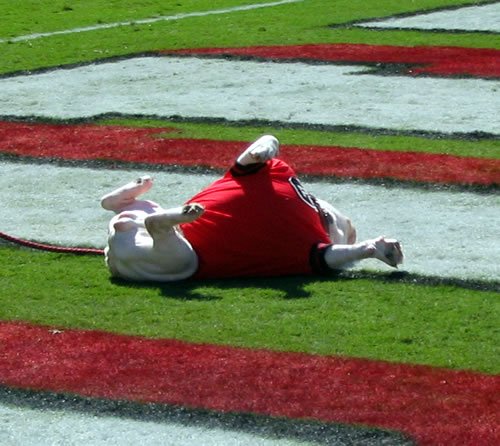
[{"x1": 106, "y1": 210, "x2": 198, "y2": 282}]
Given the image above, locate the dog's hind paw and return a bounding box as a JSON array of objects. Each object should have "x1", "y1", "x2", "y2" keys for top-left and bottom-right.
[
  {"x1": 371, "y1": 237, "x2": 404, "y2": 268},
  {"x1": 101, "y1": 175, "x2": 153, "y2": 212},
  {"x1": 237, "y1": 135, "x2": 280, "y2": 165}
]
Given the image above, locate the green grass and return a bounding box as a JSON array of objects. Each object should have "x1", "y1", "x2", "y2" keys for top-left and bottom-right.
[
  {"x1": 1, "y1": 0, "x2": 499, "y2": 382},
  {"x1": 1, "y1": 0, "x2": 499, "y2": 74},
  {"x1": 101, "y1": 118, "x2": 500, "y2": 159},
  {"x1": 2, "y1": 0, "x2": 497, "y2": 161},
  {"x1": 1, "y1": 0, "x2": 253, "y2": 37},
  {"x1": 1, "y1": 246, "x2": 498, "y2": 374}
]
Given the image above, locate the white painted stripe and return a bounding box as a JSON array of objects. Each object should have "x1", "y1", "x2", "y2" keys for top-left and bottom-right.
[
  {"x1": 0, "y1": 0, "x2": 302, "y2": 44},
  {"x1": 1, "y1": 56, "x2": 498, "y2": 135},
  {"x1": 358, "y1": 3, "x2": 500, "y2": 33},
  {"x1": 0, "y1": 401, "x2": 310, "y2": 446},
  {"x1": 2, "y1": 161, "x2": 499, "y2": 282}
]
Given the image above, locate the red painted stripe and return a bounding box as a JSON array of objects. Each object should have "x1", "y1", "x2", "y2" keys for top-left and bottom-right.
[
  {"x1": 1, "y1": 122, "x2": 499, "y2": 186},
  {"x1": 165, "y1": 43, "x2": 500, "y2": 78},
  {"x1": 0, "y1": 321, "x2": 498, "y2": 446}
]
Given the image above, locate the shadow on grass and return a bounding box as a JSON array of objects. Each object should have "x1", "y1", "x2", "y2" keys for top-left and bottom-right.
[
  {"x1": 111, "y1": 274, "x2": 326, "y2": 300},
  {"x1": 111, "y1": 269, "x2": 499, "y2": 300}
]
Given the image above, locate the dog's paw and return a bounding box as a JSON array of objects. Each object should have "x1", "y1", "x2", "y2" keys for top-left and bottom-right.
[
  {"x1": 182, "y1": 203, "x2": 205, "y2": 220},
  {"x1": 135, "y1": 175, "x2": 153, "y2": 187},
  {"x1": 237, "y1": 135, "x2": 280, "y2": 165},
  {"x1": 101, "y1": 175, "x2": 153, "y2": 211},
  {"x1": 249, "y1": 135, "x2": 280, "y2": 162},
  {"x1": 146, "y1": 204, "x2": 205, "y2": 233},
  {"x1": 371, "y1": 236, "x2": 404, "y2": 268}
]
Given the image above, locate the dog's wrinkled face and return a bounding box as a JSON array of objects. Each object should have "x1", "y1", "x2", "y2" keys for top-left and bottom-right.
[
  {"x1": 331, "y1": 212, "x2": 356, "y2": 245},
  {"x1": 343, "y1": 216, "x2": 357, "y2": 245},
  {"x1": 316, "y1": 199, "x2": 356, "y2": 245}
]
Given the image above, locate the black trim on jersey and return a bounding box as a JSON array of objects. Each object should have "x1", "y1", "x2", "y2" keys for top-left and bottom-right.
[
  {"x1": 230, "y1": 161, "x2": 267, "y2": 177},
  {"x1": 289, "y1": 177, "x2": 318, "y2": 210},
  {"x1": 309, "y1": 243, "x2": 333, "y2": 275},
  {"x1": 289, "y1": 177, "x2": 333, "y2": 234}
]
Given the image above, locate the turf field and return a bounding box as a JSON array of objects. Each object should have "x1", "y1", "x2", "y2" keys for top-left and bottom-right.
[{"x1": 0, "y1": 1, "x2": 499, "y2": 445}]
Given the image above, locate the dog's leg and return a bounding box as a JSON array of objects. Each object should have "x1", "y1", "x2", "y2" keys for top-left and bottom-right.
[
  {"x1": 101, "y1": 176, "x2": 153, "y2": 213},
  {"x1": 142, "y1": 203, "x2": 205, "y2": 276},
  {"x1": 324, "y1": 237, "x2": 404, "y2": 269},
  {"x1": 236, "y1": 135, "x2": 280, "y2": 166},
  {"x1": 144, "y1": 203, "x2": 205, "y2": 237},
  {"x1": 105, "y1": 204, "x2": 205, "y2": 281}
]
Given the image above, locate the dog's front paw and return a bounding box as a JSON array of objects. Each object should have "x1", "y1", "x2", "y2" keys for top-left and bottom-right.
[
  {"x1": 371, "y1": 237, "x2": 404, "y2": 268},
  {"x1": 182, "y1": 203, "x2": 205, "y2": 221}
]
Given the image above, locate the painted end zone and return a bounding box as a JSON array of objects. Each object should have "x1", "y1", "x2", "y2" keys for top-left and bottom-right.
[
  {"x1": 165, "y1": 44, "x2": 500, "y2": 78},
  {"x1": 1, "y1": 122, "x2": 499, "y2": 186},
  {"x1": 0, "y1": 322, "x2": 498, "y2": 446}
]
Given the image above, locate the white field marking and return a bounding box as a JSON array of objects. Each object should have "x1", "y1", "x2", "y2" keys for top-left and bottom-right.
[
  {"x1": 0, "y1": 402, "x2": 312, "y2": 446},
  {"x1": 358, "y1": 2, "x2": 500, "y2": 33},
  {"x1": 0, "y1": 0, "x2": 302, "y2": 44},
  {"x1": 1, "y1": 57, "x2": 498, "y2": 136},
  {"x1": 1, "y1": 161, "x2": 499, "y2": 282}
]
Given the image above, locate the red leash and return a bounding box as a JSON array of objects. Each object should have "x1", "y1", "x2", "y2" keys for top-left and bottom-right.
[{"x1": 0, "y1": 231, "x2": 104, "y2": 255}]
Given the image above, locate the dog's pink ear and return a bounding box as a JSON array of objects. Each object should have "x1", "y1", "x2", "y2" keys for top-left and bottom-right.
[
  {"x1": 347, "y1": 221, "x2": 357, "y2": 244},
  {"x1": 113, "y1": 218, "x2": 138, "y2": 232}
]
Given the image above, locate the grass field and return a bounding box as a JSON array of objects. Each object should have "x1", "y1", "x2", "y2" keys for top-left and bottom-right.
[
  {"x1": 2, "y1": 0, "x2": 499, "y2": 74},
  {"x1": 0, "y1": 1, "x2": 499, "y2": 444},
  {"x1": 1, "y1": 247, "x2": 498, "y2": 373}
]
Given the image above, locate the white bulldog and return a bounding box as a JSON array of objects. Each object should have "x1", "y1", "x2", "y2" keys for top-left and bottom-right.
[{"x1": 101, "y1": 135, "x2": 403, "y2": 281}]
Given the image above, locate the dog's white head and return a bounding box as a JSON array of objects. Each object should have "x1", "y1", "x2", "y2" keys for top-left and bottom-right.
[{"x1": 316, "y1": 199, "x2": 356, "y2": 245}]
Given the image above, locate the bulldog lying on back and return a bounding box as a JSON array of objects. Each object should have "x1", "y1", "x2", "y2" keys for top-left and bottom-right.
[{"x1": 101, "y1": 135, "x2": 403, "y2": 281}]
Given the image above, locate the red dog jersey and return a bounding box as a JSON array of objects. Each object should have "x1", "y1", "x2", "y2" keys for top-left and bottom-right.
[{"x1": 180, "y1": 159, "x2": 332, "y2": 279}]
